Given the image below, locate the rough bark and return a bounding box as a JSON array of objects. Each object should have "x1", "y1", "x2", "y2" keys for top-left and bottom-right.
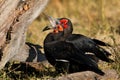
[
  {"x1": 0, "y1": 0, "x2": 48, "y2": 70},
  {"x1": 56, "y1": 69, "x2": 119, "y2": 80}
]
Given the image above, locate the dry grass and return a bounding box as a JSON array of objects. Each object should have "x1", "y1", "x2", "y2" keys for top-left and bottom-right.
[
  {"x1": 1, "y1": 0, "x2": 120, "y2": 79},
  {"x1": 28, "y1": 0, "x2": 120, "y2": 45}
]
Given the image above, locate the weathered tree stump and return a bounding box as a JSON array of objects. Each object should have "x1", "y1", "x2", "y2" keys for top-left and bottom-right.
[{"x1": 0, "y1": 0, "x2": 48, "y2": 70}]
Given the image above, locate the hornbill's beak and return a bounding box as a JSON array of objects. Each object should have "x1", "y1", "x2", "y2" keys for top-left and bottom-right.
[
  {"x1": 42, "y1": 26, "x2": 51, "y2": 31},
  {"x1": 42, "y1": 15, "x2": 59, "y2": 32}
]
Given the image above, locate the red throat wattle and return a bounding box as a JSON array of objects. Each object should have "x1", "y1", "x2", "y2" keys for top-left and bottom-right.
[
  {"x1": 60, "y1": 19, "x2": 68, "y2": 29},
  {"x1": 53, "y1": 19, "x2": 68, "y2": 33},
  {"x1": 53, "y1": 29, "x2": 59, "y2": 33},
  {"x1": 57, "y1": 25, "x2": 63, "y2": 31}
]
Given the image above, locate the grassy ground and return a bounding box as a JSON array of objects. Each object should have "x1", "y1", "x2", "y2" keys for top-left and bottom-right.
[{"x1": 1, "y1": 0, "x2": 120, "y2": 79}]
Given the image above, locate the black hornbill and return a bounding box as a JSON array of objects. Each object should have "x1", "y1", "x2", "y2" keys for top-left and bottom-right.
[{"x1": 43, "y1": 16, "x2": 113, "y2": 75}]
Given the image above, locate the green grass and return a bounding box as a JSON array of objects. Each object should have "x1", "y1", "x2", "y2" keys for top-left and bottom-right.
[{"x1": 1, "y1": 0, "x2": 120, "y2": 79}]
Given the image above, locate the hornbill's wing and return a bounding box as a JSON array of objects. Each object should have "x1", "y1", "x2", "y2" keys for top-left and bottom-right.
[
  {"x1": 92, "y1": 39, "x2": 111, "y2": 47},
  {"x1": 66, "y1": 34, "x2": 114, "y2": 63},
  {"x1": 44, "y1": 40, "x2": 104, "y2": 75}
]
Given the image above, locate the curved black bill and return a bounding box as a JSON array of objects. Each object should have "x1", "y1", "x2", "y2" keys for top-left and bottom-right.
[
  {"x1": 42, "y1": 14, "x2": 59, "y2": 32},
  {"x1": 42, "y1": 26, "x2": 51, "y2": 32}
]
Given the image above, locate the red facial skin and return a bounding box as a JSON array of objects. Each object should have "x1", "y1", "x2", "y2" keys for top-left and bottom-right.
[
  {"x1": 60, "y1": 19, "x2": 68, "y2": 29},
  {"x1": 53, "y1": 19, "x2": 68, "y2": 33}
]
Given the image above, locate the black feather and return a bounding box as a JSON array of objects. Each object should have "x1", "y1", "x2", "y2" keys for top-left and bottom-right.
[{"x1": 92, "y1": 39, "x2": 111, "y2": 47}]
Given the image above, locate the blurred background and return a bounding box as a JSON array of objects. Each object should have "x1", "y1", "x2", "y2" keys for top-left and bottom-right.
[
  {"x1": 27, "y1": 0, "x2": 120, "y2": 45},
  {"x1": 27, "y1": 0, "x2": 120, "y2": 75}
]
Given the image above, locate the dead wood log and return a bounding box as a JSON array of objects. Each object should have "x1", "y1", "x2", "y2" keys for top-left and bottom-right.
[
  {"x1": 0, "y1": 0, "x2": 49, "y2": 70},
  {"x1": 56, "y1": 69, "x2": 119, "y2": 80}
]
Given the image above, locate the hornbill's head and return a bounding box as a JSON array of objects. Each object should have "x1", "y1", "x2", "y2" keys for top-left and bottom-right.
[{"x1": 42, "y1": 16, "x2": 73, "y2": 34}]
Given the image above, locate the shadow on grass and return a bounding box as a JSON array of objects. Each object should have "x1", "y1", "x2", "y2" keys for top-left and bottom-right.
[{"x1": 2, "y1": 62, "x2": 59, "y2": 79}]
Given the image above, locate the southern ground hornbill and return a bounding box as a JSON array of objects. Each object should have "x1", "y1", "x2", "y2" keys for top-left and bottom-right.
[{"x1": 43, "y1": 16, "x2": 114, "y2": 75}]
